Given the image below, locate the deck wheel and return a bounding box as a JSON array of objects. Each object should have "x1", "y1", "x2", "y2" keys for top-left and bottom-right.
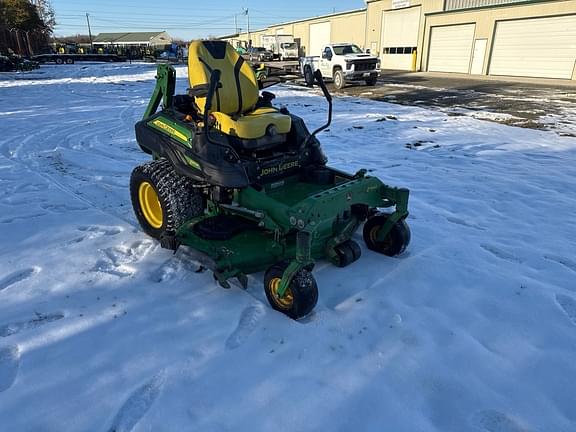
[
  {"x1": 363, "y1": 212, "x2": 411, "y2": 257},
  {"x1": 334, "y1": 240, "x2": 362, "y2": 267},
  {"x1": 264, "y1": 262, "x2": 318, "y2": 319}
]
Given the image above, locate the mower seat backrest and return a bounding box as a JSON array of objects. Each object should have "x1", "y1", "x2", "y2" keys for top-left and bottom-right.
[
  {"x1": 187, "y1": 40, "x2": 292, "y2": 141},
  {"x1": 188, "y1": 40, "x2": 259, "y2": 116}
]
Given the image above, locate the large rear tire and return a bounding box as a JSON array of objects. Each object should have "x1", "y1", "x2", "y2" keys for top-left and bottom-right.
[{"x1": 130, "y1": 159, "x2": 204, "y2": 241}]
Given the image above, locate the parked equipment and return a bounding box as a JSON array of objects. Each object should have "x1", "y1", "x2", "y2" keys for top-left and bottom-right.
[
  {"x1": 32, "y1": 53, "x2": 126, "y2": 64},
  {"x1": 262, "y1": 34, "x2": 299, "y2": 61},
  {"x1": 130, "y1": 40, "x2": 411, "y2": 319},
  {"x1": 0, "y1": 55, "x2": 40, "y2": 72}
]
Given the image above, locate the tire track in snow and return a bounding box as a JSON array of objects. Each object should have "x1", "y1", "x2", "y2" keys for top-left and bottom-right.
[
  {"x1": 0, "y1": 68, "x2": 145, "y2": 229},
  {"x1": 470, "y1": 410, "x2": 531, "y2": 432},
  {"x1": 0, "y1": 345, "x2": 20, "y2": 392},
  {"x1": 108, "y1": 372, "x2": 165, "y2": 432},
  {"x1": 0, "y1": 267, "x2": 39, "y2": 292},
  {"x1": 555, "y1": 294, "x2": 576, "y2": 326},
  {"x1": 544, "y1": 255, "x2": 576, "y2": 274},
  {"x1": 225, "y1": 302, "x2": 266, "y2": 350},
  {"x1": 480, "y1": 244, "x2": 523, "y2": 264}
]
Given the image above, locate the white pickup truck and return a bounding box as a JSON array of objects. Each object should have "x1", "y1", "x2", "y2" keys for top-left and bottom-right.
[{"x1": 300, "y1": 43, "x2": 380, "y2": 89}]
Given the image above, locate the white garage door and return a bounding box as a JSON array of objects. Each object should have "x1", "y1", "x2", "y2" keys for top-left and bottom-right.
[
  {"x1": 490, "y1": 15, "x2": 576, "y2": 79},
  {"x1": 428, "y1": 24, "x2": 475, "y2": 73},
  {"x1": 309, "y1": 22, "x2": 331, "y2": 57},
  {"x1": 381, "y1": 6, "x2": 421, "y2": 70}
]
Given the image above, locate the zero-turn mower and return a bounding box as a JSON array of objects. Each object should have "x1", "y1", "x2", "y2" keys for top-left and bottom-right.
[{"x1": 130, "y1": 40, "x2": 411, "y2": 319}]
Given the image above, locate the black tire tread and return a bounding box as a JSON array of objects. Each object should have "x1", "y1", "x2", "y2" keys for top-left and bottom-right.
[
  {"x1": 363, "y1": 213, "x2": 410, "y2": 257},
  {"x1": 264, "y1": 263, "x2": 318, "y2": 319},
  {"x1": 130, "y1": 159, "x2": 204, "y2": 239},
  {"x1": 333, "y1": 69, "x2": 345, "y2": 90}
]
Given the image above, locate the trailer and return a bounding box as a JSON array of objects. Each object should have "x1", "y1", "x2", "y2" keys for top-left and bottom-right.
[
  {"x1": 246, "y1": 60, "x2": 301, "y2": 84},
  {"x1": 32, "y1": 54, "x2": 127, "y2": 65}
]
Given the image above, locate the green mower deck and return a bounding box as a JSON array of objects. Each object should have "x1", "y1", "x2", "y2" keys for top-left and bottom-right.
[{"x1": 176, "y1": 169, "x2": 409, "y2": 294}]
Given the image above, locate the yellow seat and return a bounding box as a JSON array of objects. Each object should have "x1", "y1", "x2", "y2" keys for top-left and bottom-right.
[
  {"x1": 211, "y1": 108, "x2": 292, "y2": 138},
  {"x1": 188, "y1": 40, "x2": 291, "y2": 140}
]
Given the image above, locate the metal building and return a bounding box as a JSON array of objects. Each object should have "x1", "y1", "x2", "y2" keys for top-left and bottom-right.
[
  {"x1": 423, "y1": 0, "x2": 576, "y2": 80},
  {"x1": 221, "y1": 0, "x2": 576, "y2": 81}
]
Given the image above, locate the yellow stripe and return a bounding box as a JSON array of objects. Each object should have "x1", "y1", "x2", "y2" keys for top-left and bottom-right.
[{"x1": 151, "y1": 119, "x2": 188, "y2": 143}]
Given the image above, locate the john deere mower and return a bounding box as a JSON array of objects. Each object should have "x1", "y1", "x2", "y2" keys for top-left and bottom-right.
[{"x1": 130, "y1": 40, "x2": 411, "y2": 319}]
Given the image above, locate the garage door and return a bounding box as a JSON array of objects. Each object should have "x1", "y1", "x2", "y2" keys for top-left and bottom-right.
[
  {"x1": 309, "y1": 22, "x2": 331, "y2": 57},
  {"x1": 490, "y1": 15, "x2": 576, "y2": 79},
  {"x1": 381, "y1": 6, "x2": 421, "y2": 70},
  {"x1": 428, "y1": 24, "x2": 475, "y2": 73}
]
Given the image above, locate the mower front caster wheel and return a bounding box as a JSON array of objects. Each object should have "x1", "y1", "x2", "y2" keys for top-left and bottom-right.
[
  {"x1": 264, "y1": 263, "x2": 318, "y2": 320},
  {"x1": 363, "y1": 213, "x2": 411, "y2": 257}
]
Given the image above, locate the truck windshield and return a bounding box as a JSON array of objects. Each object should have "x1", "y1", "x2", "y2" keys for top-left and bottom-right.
[
  {"x1": 332, "y1": 45, "x2": 363, "y2": 55},
  {"x1": 281, "y1": 43, "x2": 296, "y2": 49}
]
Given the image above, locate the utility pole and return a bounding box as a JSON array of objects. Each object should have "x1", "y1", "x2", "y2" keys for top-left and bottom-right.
[
  {"x1": 86, "y1": 13, "x2": 93, "y2": 51},
  {"x1": 243, "y1": 8, "x2": 251, "y2": 47},
  {"x1": 234, "y1": 15, "x2": 238, "y2": 34}
]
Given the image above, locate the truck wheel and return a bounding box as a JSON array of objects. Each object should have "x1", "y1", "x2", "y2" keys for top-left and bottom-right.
[
  {"x1": 264, "y1": 263, "x2": 318, "y2": 320},
  {"x1": 65, "y1": 58, "x2": 74, "y2": 65},
  {"x1": 130, "y1": 159, "x2": 204, "y2": 243},
  {"x1": 333, "y1": 69, "x2": 345, "y2": 90},
  {"x1": 365, "y1": 76, "x2": 377, "y2": 86},
  {"x1": 303, "y1": 64, "x2": 314, "y2": 87},
  {"x1": 55, "y1": 57, "x2": 64, "y2": 65}
]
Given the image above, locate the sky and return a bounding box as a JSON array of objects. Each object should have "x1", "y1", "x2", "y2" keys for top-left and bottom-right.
[{"x1": 51, "y1": 0, "x2": 366, "y2": 40}]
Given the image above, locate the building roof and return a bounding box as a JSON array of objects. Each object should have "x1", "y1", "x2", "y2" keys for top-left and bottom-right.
[
  {"x1": 218, "y1": 8, "x2": 366, "y2": 39},
  {"x1": 93, "y1": 32, "x2": 167, "y2": 43}
]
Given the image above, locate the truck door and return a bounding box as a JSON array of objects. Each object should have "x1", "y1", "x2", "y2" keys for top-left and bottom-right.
[{"x1": 320, "y1": 47, "x2": 333, "y2": 76}]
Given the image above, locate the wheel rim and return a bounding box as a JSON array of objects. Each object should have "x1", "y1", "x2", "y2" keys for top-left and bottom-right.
[
  {"x1": 138, "y1": 181, "x2": 163, "y2": 228},
  {"x1": 370, "y1": 225, "x2": 392, "y2": 249},
  {"x1": 268, "y1": 277, "x2": 294, "y2": 309},
  {"x1": 335, "y1": 74, "x2": 341, "y2": 87}
]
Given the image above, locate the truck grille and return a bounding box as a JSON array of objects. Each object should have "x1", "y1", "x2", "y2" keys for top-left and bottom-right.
[{"x1": 354, "y1": 61, "x2": 376, "y2": 71}]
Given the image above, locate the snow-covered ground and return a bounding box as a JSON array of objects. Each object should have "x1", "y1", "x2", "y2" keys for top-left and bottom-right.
[{"x1": 1, "y1": 63, "x2": 576, "y2": 432}]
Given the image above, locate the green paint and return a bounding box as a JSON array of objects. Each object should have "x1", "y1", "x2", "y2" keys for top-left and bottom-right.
[
  {"x1": 176, "y1": 167, "x2": 409, "y2": 287},
  {"x1": 143, "y1": 64, "x2": 175, "y2": 120},
  {"x1": 147, "y1": 115, "x2": 192, "y2": 147}
]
